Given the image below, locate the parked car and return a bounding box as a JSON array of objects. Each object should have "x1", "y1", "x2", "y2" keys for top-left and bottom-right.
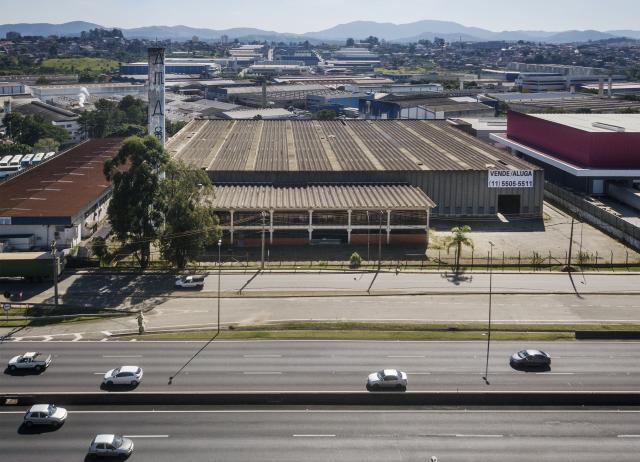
[
  {"x1": 366, "y1": 369, "x2": 408, "y2": 391},
  {"x1": 510, "y1": 349, "x2": 551, "y2": 368},
  {"x1": 7, "y1": 352, "x2": 52, "y2": 372},
  {"x1": 88, "y1": 434, "x2": 134, "y2": 458},
  {"x1": 175, "y1": 275, "x2": 205, "y2": 289},
  {"x1": 103, "y1": 366, "x2": 143, "y2": 386},
  {"x1": 23, "y1": 404, "x2": 67, "y2": 427}
]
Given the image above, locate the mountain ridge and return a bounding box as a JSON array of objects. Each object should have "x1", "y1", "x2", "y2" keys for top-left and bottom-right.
[{"x1": 0, "y1": 20, "x2": 635, "y2": 44}]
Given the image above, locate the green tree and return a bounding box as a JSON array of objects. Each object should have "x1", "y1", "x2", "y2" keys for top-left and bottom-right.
[
  {"x1": 346, "y1": 38, "x2": 355, "y2": 47},
  {"x1": 33, "y1": 137, "x2": 59, "y2": 153},
  {"x1": 444, "y1": 225, "x2": 474, "y2": 274},
  {"x1": 166, "y1": 120, "x2": 187, "y2": 138},
  {"x1": 315, "y1": 109, "x2": 337, "y2": 120},
  {"x1": 3, "y1": 112, "x2": 68, "y2": 146},
  {"x1": 0, "y1": 143, "x2": 32, "y2": 156},
  {"x1": 103, "y1": 135, "x2": 170, "y2": 269},
  {"x1": 159, "y1": 162, "x2": 220, "y2": 269}
]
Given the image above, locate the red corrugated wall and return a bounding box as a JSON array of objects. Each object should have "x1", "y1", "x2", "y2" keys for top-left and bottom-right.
[{"x1": 506, "y1": 111, "x2": 640, "y2": 168}]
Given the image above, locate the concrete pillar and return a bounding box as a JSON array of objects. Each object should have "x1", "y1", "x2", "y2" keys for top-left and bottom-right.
[
  {"x1": 269, "y1": 210, "x2": 274, "y2": 244},
  {"x1": 598, "y1": 78, "x2": 604, "y2": 97},
  {"x1": 426, "y1": 208, "x2": 431, "y2": 251},
  {"x1": 148, "y1": 47, "x2": 166, "y2": 145},
  {"x1": 229, "y1": 210, "x2": 234, "y2": 245},
  {"x1": 386, "y1": 210, "x2": 391, "y2": 244},
  {"x1": 308, "y1": 210, "x2": 313, "y2": 241},
  {"x1": 608, "y1": 77, "x2": 613, "y2": 98},
  {"x1": 347, "y1": 209, "x2": 352, "y2": 244}
]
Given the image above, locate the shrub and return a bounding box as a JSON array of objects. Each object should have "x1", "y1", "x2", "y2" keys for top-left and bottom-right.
[{"x1": 350, "y1": 251, "x2": 362, "y2": 268}]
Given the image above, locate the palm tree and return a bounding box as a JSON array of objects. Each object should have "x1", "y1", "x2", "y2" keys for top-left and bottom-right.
[{"x1": 444, "y1": 225, "x2": 474, "y2": 274}]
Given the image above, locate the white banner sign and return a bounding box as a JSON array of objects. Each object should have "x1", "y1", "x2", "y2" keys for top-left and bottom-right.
[{"x1": 488, "y1": 170, "x2": 534, "y2": 188}]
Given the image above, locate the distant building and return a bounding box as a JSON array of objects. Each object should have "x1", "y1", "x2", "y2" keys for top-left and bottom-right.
[
  {"x1": 12, "y1": 100, "x2": 82, "y2": 143},
  {"x1": 306, "y1": 92, "x2": 373, "y2": 113},
  {"x1": 492, "y1": 112, "x2": 640, "y2": 195},
  {"x1": 220, "y1": 108, "x2": 296, "y2": 120},
  {"x1": 29, "y1": 83, "x2": 145, "y2": 102},
  {"x1": 0, "y1": 82, "x2": 26, "y2": 96},
  {"x1": 120, "y1": 59, "x2": 221, "y2": 77},
  {"x1": 362, "y1": 95, "x2": 494, "y2": 120}
]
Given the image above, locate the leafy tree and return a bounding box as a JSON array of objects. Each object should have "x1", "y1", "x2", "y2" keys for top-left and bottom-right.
[
  {"x1": 79, "y1": 97, "x2": 147, "y2": 138},
  {"x1": 0, "y1": 143, "x2": 32, "y2": 156},
  {"x1": 315, "y1": 109, "x2": 337, "y2": 120},
  {"x1": 33, "y1": 137, "x2": 59, "y2": 153},
  {"x1": 103, "y1": 135, "x2": 170, "y2": 269},
  {"x1": 346, "y1": 38, "x2": 355, "y2": 47},
  {"x1": 444, "y1": 225, "x2": 474, "y2": 274},
  {"x1": 159, "y1": 162, "x2": 220, "y2": 269},
  {"x1": 2, "y1": 112, "x2": 68, "y2": 146},
  {"x1": 166, "y1": 120, "x2": 187, "y2": 138},
  {"x1": 35, "y1": 75, "x2": 50, "y2": 84},
  {"x1": 349, "y1": 252, "x2": 362, "y2": 269}
]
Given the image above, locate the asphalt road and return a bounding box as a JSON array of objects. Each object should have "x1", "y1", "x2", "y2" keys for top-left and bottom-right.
[
  {"x1": 1, "y1": 406, "x2": 639, "y2": 461},
  {"x1": 1, "y1": 341, "x2": 640, "y2": 392}
]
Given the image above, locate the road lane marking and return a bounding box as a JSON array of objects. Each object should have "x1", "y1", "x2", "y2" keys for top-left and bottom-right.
[
  {"x1": 93, "y1": 372, "x2": 105, "y2": 375},
  {"x1": 243, "y1": 371, "x2": 282, "y2": 375},
  {"x1": 102, "y1": 355, "x2": 143, "y2": 358},
  {"x1": 72, "y1": 334, "x2": 82, "y2": 342},
  {"x1": 387, "y1": 355, "x2": 425, "y2": 358},
  {"x1": 293, "y1": 434, "x2": 336, "y2": 437},
  {"x1": 618, "y1": 435, "x2": 640, "y2": 438},
  {"x1": 101, "y1": 331, "x2": 112, "y2": 336},
  {"x1": 1, "y1": 410, "x2": 640, "y2": 415},
  {"x1": 243, "y1": 355, "x2": 282, "y2": 358},
  {"x1": 409, "y1": 372, "x2": 432, "y2": 375},
  {"x1": 535, "y1": 373, "x2": 575, "y2": 375},
  {"x1": 421, "y1": 434, "x2": 504, "y2": 438},
  {"x1": 123, "y1": 435, "x2": 169, "y2": 438}
]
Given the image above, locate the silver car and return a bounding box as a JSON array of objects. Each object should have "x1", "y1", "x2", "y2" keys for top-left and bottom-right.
[
  {"x1": 23, "y1": 404, "x2": 67, "y2": 427},
  {"x1": 88, "y1": 434, "x2": 134, "y2": 457},
  {"x1": 366, "y1": 369, "x2": 408, "y2": 391},
  {"x1": 103, "y1": 366, "x2": 143, "y2": 386}
]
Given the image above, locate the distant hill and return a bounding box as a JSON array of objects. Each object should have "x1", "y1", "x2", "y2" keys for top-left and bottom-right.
[
  {"x1": 0, "y1": 21, "x2": 102, "y2": 37},
  {"x1": 0, "y1": 20, "x2": 635, "y2": 44}
]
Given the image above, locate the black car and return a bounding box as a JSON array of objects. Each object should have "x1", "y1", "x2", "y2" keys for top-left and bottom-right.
[{"x1": 510, "y1": 349, "x2": 551, "y2": 368}]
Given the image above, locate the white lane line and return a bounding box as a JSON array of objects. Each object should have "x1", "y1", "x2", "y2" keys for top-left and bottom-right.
[
  {"x1": 618, "y1": 435, "x2": 640, "y2": 438},
  {"x1": 123, "y1": 435, "x2": 169, "y2": 438},
  {"x1": 100, "y1": 338, "x2": 109, "y2": 342},
  {"x1": 535, "y1": 372, "x2": 575, "y2": 375},
  {"x1": 72, "y1": 333, "x2": 82, "y2": 342},
  {"x1": 243, "y1": 355, "x2": 282, "y2": 358},
  {"x1": 456, "y1": 434, "x2": 503, "y2": 438},
  {"x1": 293, "y1": 434, "x2": 336, "y2": 438},
  {"x1": 101, "y1": 331, "x2": 112, "y2": 337},
  {"x1": 242, "y1": 371, "x2": 282, "y2": 375},
  {"x1": 102, "y1": 355, "x2": 143, "y2": 358},
  {"x1": 387, "y1": 355, "x2": 425, "y2": 358},
  {"x1": 42, "y1": 336, "x2": 53, "y2": 342},
  {"x1": 93, "y1": 372, "x2": 105, "y2": 375},
  {"x1": 2, "y1": 410, "x2": 640, "y2": 415},
  {"x1": 409, "y1": 372, "x2": 431, "y2": 375}
]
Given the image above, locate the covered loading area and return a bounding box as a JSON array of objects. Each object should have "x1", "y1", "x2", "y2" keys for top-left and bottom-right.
[{"x1": 212, "y1": 184, "x2": 436, "y2": 246}]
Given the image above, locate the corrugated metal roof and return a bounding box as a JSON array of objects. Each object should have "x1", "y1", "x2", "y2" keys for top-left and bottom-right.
[
  {"x1": 212, "y1": 184, "x2": 435, "y2": 210},
  {"x1": 171, "y1": 120, "x2": 539, "y2": 172}
]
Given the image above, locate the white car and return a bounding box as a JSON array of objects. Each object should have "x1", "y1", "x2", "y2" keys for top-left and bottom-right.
[
  {"x1": 175, "y1": 275, "x2": 205, "y2": 289},
  {"x1": 103, "y1": 366, "x2": 143, "y2": 386},
  {"x1": 88, "y1": 434, "x2": 134, "y2": 458},
  {"x1": 366, "y1": 369, "x2": 408, "y2": 391},
  {"x1": 8, "y1": 352, "x2": 52, "y2": 372},
  {"x1": 23, "y1": 404, "x2": 67, "y2": 427}
]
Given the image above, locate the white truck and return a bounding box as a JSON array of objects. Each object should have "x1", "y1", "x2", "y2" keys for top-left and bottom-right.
[{"x1": 7, "y1": 352, "x2": 52, "y2": 372}]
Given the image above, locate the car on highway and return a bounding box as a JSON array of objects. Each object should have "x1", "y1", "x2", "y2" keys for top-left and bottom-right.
[
  {"x1": 175, "y1": 275, "x2": 205, "y2": 289},
  {"x1": 510, "y1": 349, "x2": 551, "y2": 368},
  {"x1": 7, "y1": 352, "x2": 52, "y2": 372},
  {"x1": 23, "y1": 404, "x2": 67, "y2": 427},
  {"x1": 366, "y1": 369, "x2": 408, "y2": 391},
  {"x1": 88, "y1": 434, "x2": 134, "y2": 458},
  {"x1": 102, "y1": 366, "x2": 143, "y2": 386}
]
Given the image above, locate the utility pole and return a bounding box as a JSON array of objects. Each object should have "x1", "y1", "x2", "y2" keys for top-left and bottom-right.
[
  {"x1": 377, "y1": 210, "x2": 383, "y2": 271},
  {"x1": 366, "y1": 211, "x2": 370, "y2": 263},
  {"x1": 50, "y1": 240, "x2": 59, "y2": 307},
  {"x1": 261, "y1": 211, "x2": 266, "y2": 270},
  {"x1": 217, "y1": 239, "x2": 222, "y2": 336},
  {"x1": 483, "y1": 241, "x2": 495, "y2": 384}
]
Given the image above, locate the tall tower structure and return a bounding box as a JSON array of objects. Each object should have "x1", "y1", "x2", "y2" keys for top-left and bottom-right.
[{"x1": 148, "y1": 47, "x2": 166, "y2": 145}]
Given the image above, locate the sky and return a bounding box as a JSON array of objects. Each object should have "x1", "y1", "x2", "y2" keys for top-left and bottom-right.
[{"x1": 0, "y1": 0, "x2": 639, "y2": 32}]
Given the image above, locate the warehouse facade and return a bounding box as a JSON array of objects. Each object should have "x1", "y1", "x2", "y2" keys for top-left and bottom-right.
[{"x1": 167, "y1": 119, "x2": 543, "y2": 246}]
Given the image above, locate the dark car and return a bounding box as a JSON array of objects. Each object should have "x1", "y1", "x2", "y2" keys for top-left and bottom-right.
[{"x1": 510, "y1": 349, "x2": 551, "y2": 368}]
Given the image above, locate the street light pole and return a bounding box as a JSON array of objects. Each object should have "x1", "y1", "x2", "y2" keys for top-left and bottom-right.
[
  {"x1": 377, "y1": 210, "x2": 383, "y2": 271},
  {"x1": 50, "y1": 240, "x2": 59, "y2": 307},
  {"x1": 483, "y1": 241, "x2": 495, "y2": 384},
  {"x1": 217, "y1": 238, "x2": 222, "y2": 336},
  {"x1": 366, "y1": 211, "x2": 370, "y2": 263},
  {"x1": 260, "y1": 211, "x2": 266, "y2": 270}
]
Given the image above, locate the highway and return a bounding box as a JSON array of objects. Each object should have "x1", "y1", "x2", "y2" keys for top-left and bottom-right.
[
  {"x1": 2, "y1": 341, "x2": 640, "y2": 392},
  {"x1": 0, "y1": 406, "x2": 639, "y2": 461}
]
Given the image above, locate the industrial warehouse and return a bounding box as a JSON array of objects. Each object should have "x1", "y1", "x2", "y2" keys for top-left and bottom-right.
[{"x1": 167, "y1": 119, "x2": 544, "y2": 246}]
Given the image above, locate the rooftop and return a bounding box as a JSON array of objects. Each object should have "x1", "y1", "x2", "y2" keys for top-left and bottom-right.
[
  {"x1": 0, "y1": 138, "x2": 123, "y2": 223},
  {"x1": 212, "y1": 184, "x2": 435, "y2": 210},
  {"x1": 13, "y1": 101, "x2": 78, "y2": 122},
  {"x1": 168, "y1": 120, "x2": 538, "y2": 173},
  {"x1": 526, "y1": 114, "x2": 640, "y2": 133}
]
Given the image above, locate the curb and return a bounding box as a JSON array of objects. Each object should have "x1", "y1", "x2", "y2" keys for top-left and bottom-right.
[{"x1": 3, "y1": 391, "x2": 640, "y2": 407}]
